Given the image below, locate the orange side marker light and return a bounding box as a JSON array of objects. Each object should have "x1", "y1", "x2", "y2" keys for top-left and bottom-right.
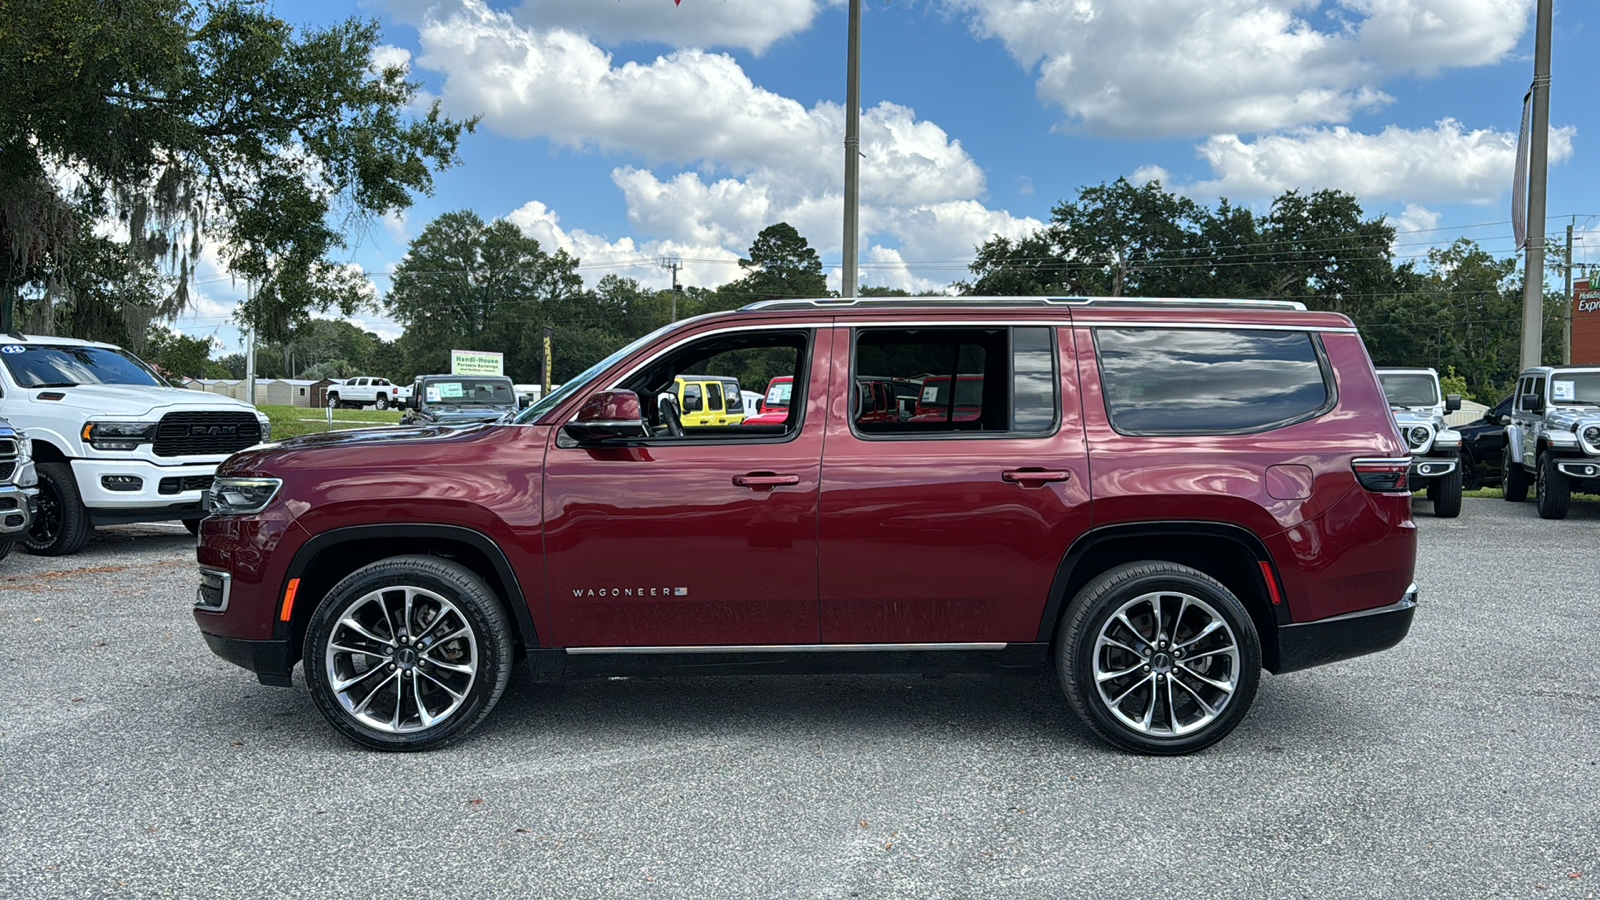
[
  {"x1": 279, "y1": 578, "x2": 301, "y2": 622},
  {"x1": 1258, "y1": 561, "x2": 1283, "y2": 605}
]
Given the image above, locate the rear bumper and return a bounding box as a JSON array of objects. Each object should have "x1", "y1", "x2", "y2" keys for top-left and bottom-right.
[
  {"x1": 199, "y1": 630, "x2": 295, "y2": 687},
  {"x1": 1272, "y1": 583, "x2": 1417, "y2": 674}
]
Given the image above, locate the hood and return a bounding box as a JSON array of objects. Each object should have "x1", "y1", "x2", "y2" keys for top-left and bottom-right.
[
  {"x1": 23, "y1": 383, "x2": 259, "y2": 418},
  {"x1": 1391, "y1": 407, "x2": 1444, "y2": 426},
  {"x1": 414, "y1": 405, "x2": 513, "y2": 424},
  {"x1": 219, "y1": 422, "x2": 492, "y2": 474}
]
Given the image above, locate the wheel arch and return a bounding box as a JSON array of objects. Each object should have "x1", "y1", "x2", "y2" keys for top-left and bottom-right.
[
  {"x1": 278, "y1": 524, "x2": 539, "y2": 669},
  {"x1": 1036, "y1": 521, "x2": 1286, "y2": 672},
  {"x1": 29, "y1": 438, "x2": 69, "y2": 464}
]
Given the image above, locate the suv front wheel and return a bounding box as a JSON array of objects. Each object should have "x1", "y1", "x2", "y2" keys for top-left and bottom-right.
[
  {"x1": 304, "y1": 555, "x2": 513, "y2": 750},
  {"x1": 1536, "y1": 453, "x2": 1571, "y2": 519},
  {"x1": 1502, "y1": 447, "x2": 1530, "y2": 502},
  {"x1": 1057, "y1": 562, "x2": 1261, "y2": 755}
]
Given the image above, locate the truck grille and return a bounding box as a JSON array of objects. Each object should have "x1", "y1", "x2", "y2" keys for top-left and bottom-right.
[
  {"x1": 153, "y1": 413, "x2": 262, "y2": 458},
  {"x1": 0, "y1": 437, "x2": 15, "y2": 480}
]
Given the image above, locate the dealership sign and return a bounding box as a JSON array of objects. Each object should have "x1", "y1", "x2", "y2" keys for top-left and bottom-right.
[
  {"x1": 1577, "y1": 279, "x2": 1599, "y2": 315},
  {"x1": 450, "y1": 349, "x2": 504, "y2": 376}
]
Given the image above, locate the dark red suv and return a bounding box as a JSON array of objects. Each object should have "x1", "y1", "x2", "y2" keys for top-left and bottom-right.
[{"x1": 194, "y1": 298, "x2": 1417, "y2": 755}]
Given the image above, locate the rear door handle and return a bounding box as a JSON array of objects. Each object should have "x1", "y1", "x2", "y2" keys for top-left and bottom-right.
[
  {"x1": 1002, "y1": 469, "x2": 1071, "y2": 486},
  {"x1": 733, "y1": 472, "x2": 801, "y2": 491}
]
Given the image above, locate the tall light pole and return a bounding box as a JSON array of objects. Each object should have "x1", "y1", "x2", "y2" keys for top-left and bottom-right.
[
  {"x1": 841, "y1": 0, "x2": 861, "y2": 298},
  {"x1": 1519, "y1": 0, "x2": 1553, "y2": 370}
]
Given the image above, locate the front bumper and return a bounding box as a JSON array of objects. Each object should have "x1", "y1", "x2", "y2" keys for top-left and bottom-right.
[
  {"x1": 0, "y1": 483, "x2": 37, "y2": 537},
  {"x1": 1407, "y1": 456, "x2": 1457, "y2": 480},
  {"x1": 1272, "y1": 583, "x2": 1417, "y2": 674},
  {"x1": 71, "y1": 458, "x2": 216, "y2": 517},
  {"x1": 200, "y1": 631, "x2": 295, "y2": 687}
]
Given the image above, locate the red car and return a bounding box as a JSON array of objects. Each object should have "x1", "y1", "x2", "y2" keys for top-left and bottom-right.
[
  {"x1": 741, "y1": 376, "x2": 793, "y2": 426},
  {"x1": 194, "y1": 297, "x2": 1417, "y2": 755}
]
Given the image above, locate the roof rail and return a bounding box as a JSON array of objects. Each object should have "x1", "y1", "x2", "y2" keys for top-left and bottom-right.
[{"x1": 739, "y1": 296, "x2": 1307, "y2": 312}]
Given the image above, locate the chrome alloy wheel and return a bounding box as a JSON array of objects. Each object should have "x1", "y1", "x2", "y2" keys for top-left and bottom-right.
[
  {"x1": 1093, "y1": 590, "x2": 1240, "y2": 737},
  {"x1": 323, "y1": 585, "x2": 479, "y2": 733}
]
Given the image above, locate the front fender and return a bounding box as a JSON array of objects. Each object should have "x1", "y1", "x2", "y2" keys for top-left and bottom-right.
[{"x1": 1505, "y1": 424, "x2": 1526, "y2": 467}]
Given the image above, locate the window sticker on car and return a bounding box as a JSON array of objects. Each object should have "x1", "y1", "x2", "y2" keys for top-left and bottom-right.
[
  {"x1": 425, "y1": 386, "x2": 441, "y2": 402},
  {"x1": 921, "y1": 385, "x2": 939, "y2": 403},
  {"x1": 439, "y1": 382, "x2": 464, "y2": 398},
  {"x1": 1553, "y1": 380, "x2": 1575, "y2": 401}
]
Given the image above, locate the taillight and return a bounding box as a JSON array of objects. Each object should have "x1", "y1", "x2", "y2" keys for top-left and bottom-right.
[{"x1": 1352, "y1": 457, "x2": 1411, "y2": 492}]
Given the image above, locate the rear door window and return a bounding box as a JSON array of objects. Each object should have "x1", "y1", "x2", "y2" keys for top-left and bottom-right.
[
  {"x1": 1094, "y1": 328, "x2": 1332, "y2": 435},
  {"x1": 851, "y1": 326, "x2": 1057, "y2": 437}
]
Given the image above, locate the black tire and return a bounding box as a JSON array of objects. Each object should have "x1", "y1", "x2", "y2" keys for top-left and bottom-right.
[
  {"x1": 1431, "y1": 463, "x2": 1463, "y2": 518},
  {"x1": 326, "y1": 393, "x2": 340, "y2": 409},
  {"x1": 23, "y1": 461, "x2": 92, "y2": 556},
  {"x1": 1056, "y1": 561, "x2": 1261, "y2": 756},
  {"x1": 1459, "y1": 453, "x2": 1483, "y2": 492},
  {"x1": 1502, "y1": 446, "x2": 1530, "y2": 502},
  {"x1": 182, "y1": 517, "x2": 201, "y2": 536},
  {"x1": 1536, "y1": 453, "x2": 1571, "y2": 520},
  {"x1": 304, "y1": 555, "x2": 513, "y2": 751},
  {"x1": 375, "y1": 394, "x2": 388, "y2": 410},
  {"x1": 0, "y1": 540, "x2": 12, "y2": 563}
]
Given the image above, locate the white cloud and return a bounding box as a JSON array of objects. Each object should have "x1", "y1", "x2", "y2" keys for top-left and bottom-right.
[
  {"x1": 510, "y1": 0, "x2": 827, "y2": 55},
  {"x1": 505, "y1": 199, "x2": 744, "y2": 290},
  {"x1": 946, "y1": 0, "x2": 1530, "y2": 137},
  {"x1": 1182, "y1": 119, "x2": 1576, "y2": 204}
]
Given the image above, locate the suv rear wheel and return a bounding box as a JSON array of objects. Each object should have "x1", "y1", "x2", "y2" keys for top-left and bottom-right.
[
  {"x1": 304, "y1": 555, "x2": 513, "y2": 751},
  {"x1": 1057, "y1": 562, "x2": 1260, "y2": 755},
  {"x1": 1536, "y1": 453, "x2": 1571, "y2": 519}
]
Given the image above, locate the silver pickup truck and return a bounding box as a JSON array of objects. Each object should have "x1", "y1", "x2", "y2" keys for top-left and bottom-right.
[
  {"x1": 1376, "y1": 367, "x2": 1464, "y2": 518},
  {"x1": 1502, "y1": 365, "x2": 1600, "y2": 519},
  {"x1": 0, "y1": 415, "x2": 38, "y2": 563}
]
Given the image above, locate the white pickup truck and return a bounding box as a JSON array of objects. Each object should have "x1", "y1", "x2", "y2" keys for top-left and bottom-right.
[
  {"x1": 325, "y1": 376, "x2": 405, "y2": 410},
  {"x1": 0, "y1": 414, "x2": 37, "y2": 564},
  {"x1": 0, "y1": 333, "x2": 270, "y2": 556}
]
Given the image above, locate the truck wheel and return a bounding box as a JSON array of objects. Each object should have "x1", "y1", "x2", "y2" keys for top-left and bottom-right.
[
  {"x1": 327, "y1": 393, "x2": 341, "y2": 409},
  {"x1": 1459, "y1": 453, "x2": 1483, "y2": 492},
  {"x1": 304, "y1": 555, "x2": 513, "y2": 751},
  {"x1": 1431, "y1": 464, "x2": 1462, "y2": 518},
  {"x1": 375, "y1": 395, "x2": 388, "y2": 411},
  {"x1": 1056, "y1": 561, "x2": 1260, "y2": 755},
  {"x1": 0, "y1": 540, "x2": 12, "y2": 563},
  {"x1": 1536, "y1": 454, "x2": 1571, "y2": 520},
  {"x1": 1502, "y1": 447, "x2": 1529, "y2": 502},
  {"x1": 24, "y1": 461, "x2": 91, "y2": 556}
]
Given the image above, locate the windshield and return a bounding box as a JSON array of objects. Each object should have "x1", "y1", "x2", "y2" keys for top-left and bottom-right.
[
  {"x1": 1549, "y1": 372, "x2": 1600, "y2": 406},
  {"x1": 514, "y1": 319, "x2": 687, "y2": 424},
  {"x1": 765, "y1": 379, "x2": 793, "y2": 407},
  {"x1": 422, "y1": 378, "x2": 515, "y2": 406},
  {"x1": 1378, "y1": 373, "x2": 1440, "y2": 407},
  {"x1": 0, "y1": 344, "x2": 165, "y2": 388}
]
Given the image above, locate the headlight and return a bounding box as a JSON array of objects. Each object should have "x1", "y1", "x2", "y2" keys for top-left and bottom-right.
[
  {"x1": 82, "y1": 421, "x2": 158, "y2": 451},
  {"x1": 206, "y1": 477, "x2": 282, "y2": 515},
  {"x1": 1583, "y1": 425, "x2": 1600, "y2": 445},
  {"x1": 1407, "y1": 425, "x2": 1431, "y2": 448},
  {"x1": 257, "y1": 415, "x2": 272, "y2": 442}
]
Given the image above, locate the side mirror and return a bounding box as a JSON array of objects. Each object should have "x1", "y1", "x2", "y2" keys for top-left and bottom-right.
[
  {"x1": 1521, "y1": 393, "x2": 1544, "y2": 413},
  {"x1": 682, "y1": 395, "x2": 703, "y2": 413},
  {"x1": 1445, "y1": 393, "x2": 1461, "y2": 413},
  {"x1": 562, "y1": 390, "x2": 649, "y2": 443}
]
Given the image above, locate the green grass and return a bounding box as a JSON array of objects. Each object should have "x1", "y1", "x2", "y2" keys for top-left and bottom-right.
[{"x1": 260, "y1": 404, "x2": 404, "y2": 440}]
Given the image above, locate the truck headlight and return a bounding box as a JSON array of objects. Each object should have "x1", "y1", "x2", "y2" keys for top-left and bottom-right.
[
  {"x1": 1583, "y1": 425, "x2": 1600, "y2": 446},
  {"x1": 83, "y1": 421, "x2": 158, "y2": 451},
  {"x1": 256, "y1": 415, "x2": 272, "y2": 442},
  {"x1": 206, "y1": 477, "x2": 282, "y2": 515}
]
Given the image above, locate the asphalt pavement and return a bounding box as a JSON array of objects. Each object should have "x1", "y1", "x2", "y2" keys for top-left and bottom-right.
[{"x1": 1, "y1": 499, "x2": 1597, "y2": 899}]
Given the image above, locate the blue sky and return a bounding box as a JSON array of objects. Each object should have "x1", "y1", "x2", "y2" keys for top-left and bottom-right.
[{"x1": 176, "y1": 0, "x2": 1599, "y2": 354}]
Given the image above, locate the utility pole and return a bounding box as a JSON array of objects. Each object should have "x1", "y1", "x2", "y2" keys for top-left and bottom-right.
[
  {"x1": 660, "y1": 257, "x2": 682, "y2": 320},
  {"x1": 1519, "y1": 0, "x2": 1553, "y2": 370},
  {"x1": 1566, "y1": 222, "x2": 1574, "y2": 364},
  {"x1": 841, "y1": 0, "x2": 861, "y2": 299},
  {"x1": 244, "y1": 279, "x2": 256, "y2": 407}
]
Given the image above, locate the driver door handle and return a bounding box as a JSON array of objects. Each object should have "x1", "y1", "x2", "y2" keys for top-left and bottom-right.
[
  {"x1": 1002, "y1": 468, "x2": 1071, "y2": 486},
  {"x1": 733, "y1": 472, "x2": 801, "y2": 491}
]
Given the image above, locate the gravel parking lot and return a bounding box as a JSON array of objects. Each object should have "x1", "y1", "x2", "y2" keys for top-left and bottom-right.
[{"x1": 2, "y1": 498, "x2": 1597, "y2": 899}]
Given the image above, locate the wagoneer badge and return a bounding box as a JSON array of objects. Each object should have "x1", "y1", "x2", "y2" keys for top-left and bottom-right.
[{"x1": 573, "y1": 587, "x2": 689, "y2": 597}]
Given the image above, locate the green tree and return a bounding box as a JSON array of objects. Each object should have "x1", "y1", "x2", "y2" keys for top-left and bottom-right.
[
  {"x1": 384, "y1": 210, "x2": 582, "y2": 381},
  {"x1": 141, "y1": 323, "x2": 221, "y2": 379},
  {"x1": 717, "y1": 223, "x2": 828, "y2": 305},
  {"x1": 0, "y1": 0, "x2": 473, "y2": 338}
]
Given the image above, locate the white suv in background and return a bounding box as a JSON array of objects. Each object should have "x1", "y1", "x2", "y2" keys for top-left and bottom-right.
[{"x1": 0, "y1": 333, "x2": 271, "y2": 555}]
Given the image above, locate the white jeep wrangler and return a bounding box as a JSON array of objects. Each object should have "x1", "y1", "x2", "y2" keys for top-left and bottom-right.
[
  {"x1": 1502, "y1": 365, "x2": 1600, "y2": 519},
  {"x1": 1375, "y1": 367, "x2": 1464, "y2": 517},
  {"x1": 0, "y1": 333, "x2": 270, "y2": 555}
]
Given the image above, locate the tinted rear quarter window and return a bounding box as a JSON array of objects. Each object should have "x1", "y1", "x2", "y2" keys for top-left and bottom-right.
[{"x1": 1094, "y1": 328, "x2": 1332, "y2": 435}]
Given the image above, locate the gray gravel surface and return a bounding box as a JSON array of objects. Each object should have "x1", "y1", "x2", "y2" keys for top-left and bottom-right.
[{"x1": 2, "y1": 499, "x2": 1597, "y2": 899}]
